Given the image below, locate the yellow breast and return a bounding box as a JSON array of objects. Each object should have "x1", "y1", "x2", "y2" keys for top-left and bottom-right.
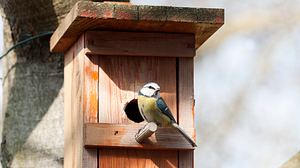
[{"x1": 137, "y1": 95, "x2": 172, "y2": 127}]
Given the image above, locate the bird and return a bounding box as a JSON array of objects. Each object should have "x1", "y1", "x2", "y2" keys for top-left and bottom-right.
[{"x1": 137, "y1": 82, "x2": 197, "y2": 147}]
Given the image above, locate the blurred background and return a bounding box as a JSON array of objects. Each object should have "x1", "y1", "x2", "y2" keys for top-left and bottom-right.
[
  {"x1": 132, "y1": 0, "x2": 300, "y2": 167},
  {"x1": 0, "y1": 0, "x2": 299, "y2": 167}
]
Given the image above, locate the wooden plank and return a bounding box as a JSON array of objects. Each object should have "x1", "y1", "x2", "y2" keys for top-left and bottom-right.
[
  {"x1": 64, "y1": 37, "x2": 74, "y2": 168},
  {"x1": 98, "y1": 56, "x2": 177, "y2": 124},
  {"x1": 82, "y1": 33, "x2": 99, "y2": 168},
  {"x1": 65, "y1": 34, "x2": 99, "y2": 168},
  {"x1": 178, "y1": 58, "x2": 195, "y2": 168},
  {"x1": 84, "y1": 123, "x2": 195, "y2": 150},
  {"x1": 99, "y1": 148, "x2": 178, "y2": 168},
  {"x1": 70, "y1": 35, "x2": 85, "y2": 168},
  {"x1": 85, "y1": 31, "x2": 194, "y2": 57},
  {"x1": 98, "y1": 55, "x2": 178, "y2": 167},
  {"x1": 64, "y1": 34, "x2": 86, "y2": 168},
  {"x1": 178, "y1": 151, "x2": 194, "y2": 168},
  {"x1": 50, "y1": 1, "x2": 224, "y2": 52},
  {"x1": 178, "y1": 58, "x2": 195, "y2": 136},
  {"x1": 83, "y1": 55, "x2": 98, "y2": 122}
]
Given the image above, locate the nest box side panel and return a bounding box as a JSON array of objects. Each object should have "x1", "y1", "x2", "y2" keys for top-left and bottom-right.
[
  {"x1": 64, "y1": 40, "x2": 74, "y2": 168},
  {"x1": 64, "y1": 34, "x2": 100, "y2": 168},
  {"x1": 64, "y1": 35, "x2": 86, "y2": 168},
  {"x1": 97, "y1": 56, "x2": 178, "y2": 167}
]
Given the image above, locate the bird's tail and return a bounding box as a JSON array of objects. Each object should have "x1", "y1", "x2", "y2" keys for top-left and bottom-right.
[{"x1": 171, "y1": 123, "x2": 197, "y2": 147}]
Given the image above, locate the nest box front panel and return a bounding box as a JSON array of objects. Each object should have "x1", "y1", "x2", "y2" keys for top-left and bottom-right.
[{"x1": 96, "y1": 55, "x2": 178, "y2": 167}]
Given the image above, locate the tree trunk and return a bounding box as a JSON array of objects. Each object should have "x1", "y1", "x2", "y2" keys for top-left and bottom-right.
[{"x1": 0, "y1": 0, "x2": 79, "y2": 167}]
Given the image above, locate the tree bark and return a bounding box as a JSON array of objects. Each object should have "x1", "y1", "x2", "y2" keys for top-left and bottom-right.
[{"x1": 0, "y1": 0, "x2": 79, "y2": 167}]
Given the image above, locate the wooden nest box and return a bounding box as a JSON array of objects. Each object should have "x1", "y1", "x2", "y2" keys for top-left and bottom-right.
[{"x1": 50, "y1": 1, "x2": 224, "y2": 168}]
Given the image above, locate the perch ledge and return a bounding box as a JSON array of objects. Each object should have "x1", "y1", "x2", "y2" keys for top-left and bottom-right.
[{"x1": 135, "y1": 122, "x2": 158, "y2": 143}]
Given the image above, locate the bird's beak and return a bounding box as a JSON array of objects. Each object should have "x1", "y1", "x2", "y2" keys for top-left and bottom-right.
[{"x1": 155, "y1": 90, "x2": 160, "y2": 97}]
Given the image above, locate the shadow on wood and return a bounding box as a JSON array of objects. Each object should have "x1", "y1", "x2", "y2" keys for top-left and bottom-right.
[{"x1": 84, "y1": 123, "x2": 195, "y2": 150}]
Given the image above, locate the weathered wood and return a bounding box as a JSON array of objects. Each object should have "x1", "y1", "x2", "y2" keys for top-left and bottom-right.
[
  {"x1": 83, "y1": 55, "x2": 99, "y2": 123},
  {"x1": 64, "y1": 36, "x2": 74, "y2": 168},
  {"x1": 135, "y1": 122, "x2": 157, "y2": 143},
  {"x1": 84, "y1": 123, "x2": 195, "y2": 150},
  {"x1": 85, "y1": 31, "x2": 194, "y2": 57},
  {"x1": 69, "y1": 35, "x2": 85, "y2": 168},
  {"x1": 64, "y1": 34, "x2": 99, "y2": 168},
  {"x1": 82, "y1": 35, "x2": 99, "y2": 167},
  {"x1": 178, "y1": 58, "x2": 195, "y2": 168},
  {"x1": 50, "y1": 1, "x2": 224, "y2": 52}
]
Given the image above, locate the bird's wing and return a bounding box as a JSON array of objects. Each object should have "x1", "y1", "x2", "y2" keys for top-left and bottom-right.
[{"x1": 156, "y1": 97, "x2": 177, "y2": 123}]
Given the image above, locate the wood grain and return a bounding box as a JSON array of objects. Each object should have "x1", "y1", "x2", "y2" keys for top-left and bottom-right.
[
  {"x1": 83, "y1": 54, "x2": 99, "y2": 123},
  {"x1": 84, "y1": 123, "x2": 195, "y2": 150},
  {"x1": 50, "y1": 1, "x2": 224, "y2": 52},
  {"x1": 99, "y1": 148, "x2": 178, "y2": 168},
  {"x1": 98, "y1": 55, "x2": 178, "y2": 167},
  {"x1": 64, "y1": 34, "x2": 99, "y2": 168},
  {"x1": 64, "y1": 36, "x2": 74, "y2": 168},
  {"x1": 82, "y1": 34, "x2": 99, "y2": 167},
  {"x1": 178, "y1": 58, "x2": 195, "y2": 168},
  {"x1": 85, "y1": 31, "x2": 194, "y2": 57},
  {"x1": 70, "y1": 35, "x2": 85, "y2": 168},
  {"x1": 64, "y1": 35, "x2": 86, "y2": 168}
]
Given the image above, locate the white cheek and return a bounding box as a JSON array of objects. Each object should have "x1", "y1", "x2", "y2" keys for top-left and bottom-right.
[{"x1": 141, "y1": 88, "x2": 154, "y2": 97}]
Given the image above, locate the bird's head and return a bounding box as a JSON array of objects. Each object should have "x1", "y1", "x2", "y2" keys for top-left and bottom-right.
[{"x1": 139, "y1": 82, "x2": 161, "y2": 98}]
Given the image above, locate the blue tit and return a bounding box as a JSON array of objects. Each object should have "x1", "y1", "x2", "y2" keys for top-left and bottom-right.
[{"x1": 137, "y1": 82, "x2": 197, "y2": 147}]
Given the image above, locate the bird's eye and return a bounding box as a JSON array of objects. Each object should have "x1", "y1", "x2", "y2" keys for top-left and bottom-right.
[{"x1": 148, "y1": 86, "x2": 155, "y2": 90}]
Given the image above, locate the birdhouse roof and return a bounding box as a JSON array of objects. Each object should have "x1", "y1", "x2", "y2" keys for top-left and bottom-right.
[{"x1": 50, "y1": 1, "x2": 224, "y2": 52}]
